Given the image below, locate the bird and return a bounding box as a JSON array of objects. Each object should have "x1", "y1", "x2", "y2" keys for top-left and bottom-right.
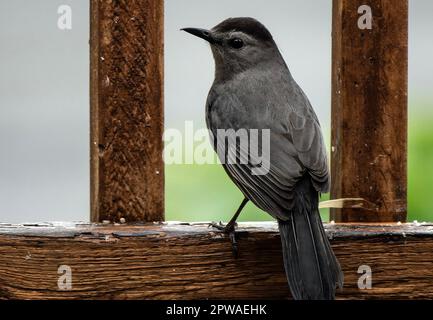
[{"x1": 182, "y1": 17, "x2": 343, "y2": 300}]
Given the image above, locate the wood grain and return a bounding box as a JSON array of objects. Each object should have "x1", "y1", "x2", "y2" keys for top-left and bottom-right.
[
  {"x1": 331, "y1": 0, "x2": 408, "y2": 222},
  {"x1": 1, "y1": 222, "x2": 432, "y2": 300},
  {"x1": 90, "y1": 0, "x2": 164, "y2": 223}
]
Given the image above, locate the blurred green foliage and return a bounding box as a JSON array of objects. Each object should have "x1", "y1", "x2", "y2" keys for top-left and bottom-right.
[
  {"x1": 408, "y1": 112, "x2": 433, "y2": 222},
  {"x1": 166, "y1": 164, "x2": 330, "y2": 222},
  {"x1": 166, "y1": 106, "x2": 433, "y2": 223}
]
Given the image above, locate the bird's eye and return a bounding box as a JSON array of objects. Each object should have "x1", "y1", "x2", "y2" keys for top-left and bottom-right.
[{"x1": 229, "y1": 38, "x2": 244, "y2": 49}]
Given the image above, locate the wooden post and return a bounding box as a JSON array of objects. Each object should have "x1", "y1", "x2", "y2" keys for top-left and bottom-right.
[
  {"x1": 331, "y1": 0, "x2": 408, "y2": 222},
  {"x1": 90, "y1": 0, "x2": 164, "y2": 223}
]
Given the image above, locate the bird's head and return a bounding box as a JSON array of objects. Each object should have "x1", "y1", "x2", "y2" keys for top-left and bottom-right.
[{"x1": 182, "y1": 17, "x2": 282, "y2": 80}]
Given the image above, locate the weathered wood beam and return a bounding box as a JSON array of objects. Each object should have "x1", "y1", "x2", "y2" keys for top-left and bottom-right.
[
  {"x1": 1, "y1": 222, "x2": 432, "y2": 299},
  {"x1": 90, "y1": 0, "x2": 164, "y2": 223},
  {"x1": 331, "y1": 0, "x2": 408, "y2": 222}
]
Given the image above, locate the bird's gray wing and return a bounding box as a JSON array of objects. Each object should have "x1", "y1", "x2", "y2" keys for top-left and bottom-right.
[
  {"x1": 285, "y1": 87, "x2": 329, "y2": 192},
  {"x1": 206, "y1": 78, "x2": 329, "y2": 219}
]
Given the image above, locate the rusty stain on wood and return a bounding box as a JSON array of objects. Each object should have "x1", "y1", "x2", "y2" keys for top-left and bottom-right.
[
  {"x1": 90, "y1": 0, "x2": 164, "y2": 223},
  {"x1": 1, "y1": 222, "x2": 432, "y2": 300},
  {"x1": 331, "y1": 0, "x2": 408, "y2": 222}
]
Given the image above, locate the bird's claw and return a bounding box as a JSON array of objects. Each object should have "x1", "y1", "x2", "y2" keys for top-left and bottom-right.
[
  {"x1": 209, "y1": 221, "x2": 237, "y2": 233},
  {"x1": 209, "y1": 221, "x2": 239, "y2": 257},
  {"x1": 229, "y1": 231, "x2": 239, "y2": 258},
  {"x1": 208, "y1": 221, "x2": 225, "y2": 231}
]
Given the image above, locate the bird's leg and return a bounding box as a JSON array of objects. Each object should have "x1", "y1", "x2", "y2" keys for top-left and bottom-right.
[{"x1": 210, "y1": 198, "x2": 249, "y2": 257}]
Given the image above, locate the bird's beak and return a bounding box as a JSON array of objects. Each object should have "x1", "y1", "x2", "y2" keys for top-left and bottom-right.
[{"x1": 181, "y1": 28, "x2": 218, "y2": 44}]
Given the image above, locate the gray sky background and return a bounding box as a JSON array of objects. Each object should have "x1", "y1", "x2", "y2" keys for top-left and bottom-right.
[{"x1": 0, "y1": 0, "x2": 432, "y2": 223}]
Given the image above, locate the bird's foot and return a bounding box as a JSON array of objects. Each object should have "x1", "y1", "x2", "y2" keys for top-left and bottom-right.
[
  {"x1": 208, "y1": 221, "x2": 237, "y2": 233},
  {"x1": 209, "y1": 221, "x2": 239, "y2": 258}
]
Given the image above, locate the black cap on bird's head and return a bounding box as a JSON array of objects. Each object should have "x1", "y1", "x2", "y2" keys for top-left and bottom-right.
[
  {"x1": 182, "y1": 17, "x2": 282, "y2": 78},
  {"x1": 211, "y1": 17, "x2": 274, "y2": 44}
]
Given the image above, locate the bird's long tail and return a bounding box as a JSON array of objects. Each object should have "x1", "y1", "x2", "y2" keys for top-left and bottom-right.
[{"x1": 278, "y1": 178, "x2": 343, "y2": 300}]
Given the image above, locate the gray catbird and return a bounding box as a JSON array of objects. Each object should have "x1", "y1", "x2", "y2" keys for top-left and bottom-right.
[{"x1": 182, "y1": 17, "x2": 343, "y2": 300}]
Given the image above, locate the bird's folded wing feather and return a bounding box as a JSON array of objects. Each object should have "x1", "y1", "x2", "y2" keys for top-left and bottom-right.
[{"x1": 207, "y1": 81, "x2": 329, "y2": 218}]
